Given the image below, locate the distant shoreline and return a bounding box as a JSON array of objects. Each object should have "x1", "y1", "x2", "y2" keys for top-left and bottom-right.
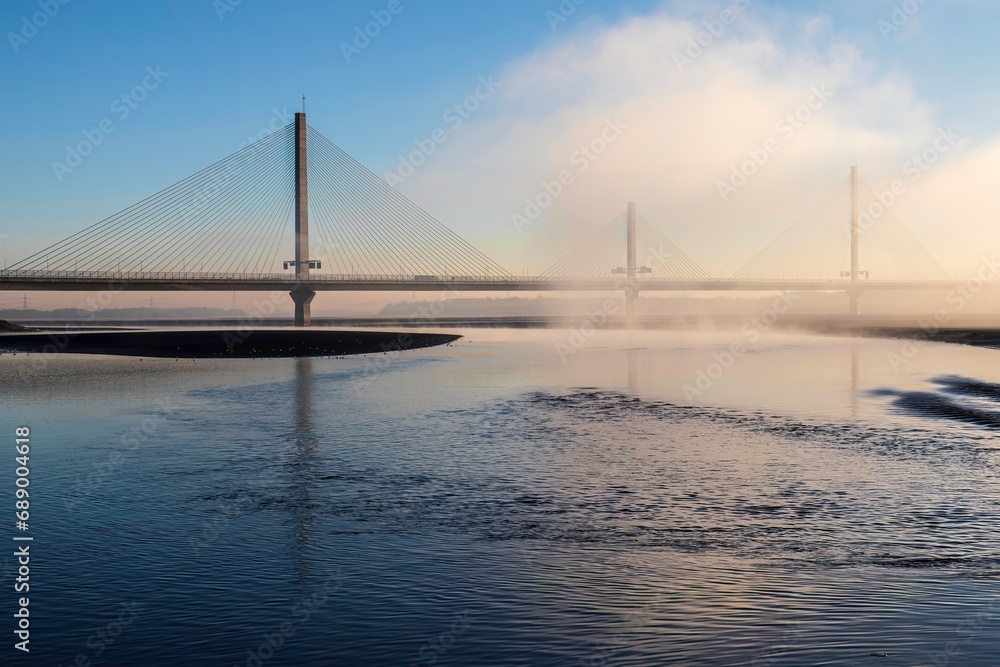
[
  {"x1": 3, "y1": 315, "x2": 998, "y2": 352},
  {"x1": 6, "y1": 313, "x2": 1000, "y2": 329}
]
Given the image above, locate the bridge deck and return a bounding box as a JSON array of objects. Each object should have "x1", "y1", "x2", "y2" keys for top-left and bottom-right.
[{"x1": 0, "y1": 271, "x2": 992, "y2": 292}]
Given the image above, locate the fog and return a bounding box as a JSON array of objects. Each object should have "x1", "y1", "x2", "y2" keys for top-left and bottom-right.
[
  {"x1": 398, "y1": 7, "x2": 997, "y2": 280},
  {"x1": 7, "y1": 5, "x2": 1000, "y2": 313}
]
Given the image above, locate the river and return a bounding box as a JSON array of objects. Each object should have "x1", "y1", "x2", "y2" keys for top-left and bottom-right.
[{"x1": 1, "y1": 327, "x2": 998, "y2": 666}]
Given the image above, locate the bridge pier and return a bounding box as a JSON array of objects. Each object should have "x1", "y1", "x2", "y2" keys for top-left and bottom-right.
[
  {"x1": 847, "y1": 289, "x2": 863, "y2": 316},
  {"x1": 625, "y1": 288, "x2": 638, "y2": 318},
  {"x1": 291, "y1": 285, "x2": 316, "y2": 327}
]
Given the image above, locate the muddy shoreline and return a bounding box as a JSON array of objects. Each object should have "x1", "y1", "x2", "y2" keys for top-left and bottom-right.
[{"x1": 0, "y1": 329, "x2": 460, "y2": 358}]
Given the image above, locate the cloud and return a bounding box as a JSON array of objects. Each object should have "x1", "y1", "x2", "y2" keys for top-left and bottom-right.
[
  {"x1": 892, "y1": 135, "x2": 1000, "y2": 277},
  {"x1": 398, "y1": 4, "x2": 989, "y2": 278}
]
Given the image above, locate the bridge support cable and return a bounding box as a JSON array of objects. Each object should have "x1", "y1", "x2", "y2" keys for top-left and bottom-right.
[
  {"x1": 541, "y1": 213, "x2": 627, "y2": 280},
  {"x1": 635, "y1": 214, "x2": 714, "y2": 281},
  {"x1": 305, "y1": 126, "x2": 512, "y2": 278},
  {"x1": 7, "y1": 117, "x2": 514, "y2": 286},
  {"x1": 9, "y1": 125, "x2": 296, "y2": 276},
  {"x1": 540, "y1": 205, "x2": 711, "y2": 283},
  {"x1": 732, "y1": 172, "x2": 951, "y2": 285}
]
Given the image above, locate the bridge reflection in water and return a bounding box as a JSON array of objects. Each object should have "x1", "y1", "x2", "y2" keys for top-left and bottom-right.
[{"x1": 287, "y1": 357, "x2": 319, "y2": 585}]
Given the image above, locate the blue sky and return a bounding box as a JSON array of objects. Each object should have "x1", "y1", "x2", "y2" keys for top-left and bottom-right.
[{"x1": 3, "y1": 0, "x2": 1000, "y2": 305}]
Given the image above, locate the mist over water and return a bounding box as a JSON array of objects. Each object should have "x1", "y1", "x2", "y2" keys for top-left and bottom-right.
[{"x1": 2, "y1": 328, "x2": 999, "y2": 665}]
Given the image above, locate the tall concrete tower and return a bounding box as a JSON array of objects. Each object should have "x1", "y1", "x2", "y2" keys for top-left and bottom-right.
[
  {"x1": 290, "y1": 112, "x2": 316, "y2": 327},
  {"x1": 625, "y1": 201, "x2": 638, "y2": 318},
  {"x1": 848, "y1": 165, "x2": 862, "y2": 316}
]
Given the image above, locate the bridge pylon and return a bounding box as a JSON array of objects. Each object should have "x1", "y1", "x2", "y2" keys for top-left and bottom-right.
[
  {"x1": 292, "y1": 111, "x2": 314, "y2": 326},
  {"x1": 625, "y1": 201, "x2": 638, "y2": 318},
  {"x1": 625, "y1": 201, "x2": 639, "y2": 319},
  {"x1": 847, "y1": 165, "x2": 863, "y2": 316},
  {"x1": 539, "y1": 200, "x2": 710, "y2": 315}
]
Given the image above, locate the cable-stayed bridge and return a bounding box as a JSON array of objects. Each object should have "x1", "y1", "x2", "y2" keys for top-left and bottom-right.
[{"x1": 1, "y1": 113, "x2": 991, "y2": 325}]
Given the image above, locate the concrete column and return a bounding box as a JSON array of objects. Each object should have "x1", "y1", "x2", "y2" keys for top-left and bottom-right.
[
  {"x1": 848, "y1": 166, "x2": 862, "y2": 316},
  {"x1": 625, "y1": 290, "x2": 638, "y2": 318},
  {"x1": 850, "y1": 166, "x2": 858, "y2": 284},
  {"x1": 294, "y1": 112, "x2": 311, "y2": 327},
  {"x1": 625, "y1": 201, "x2": 638, "y2": 318},
  {"x1": 290, "y1": 285, "x2": 316, "y2": 328}
]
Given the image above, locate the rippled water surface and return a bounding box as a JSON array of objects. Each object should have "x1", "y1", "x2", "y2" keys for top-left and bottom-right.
[{"x1": 2, "y1": 328, "x2": 999, "y2": 666}]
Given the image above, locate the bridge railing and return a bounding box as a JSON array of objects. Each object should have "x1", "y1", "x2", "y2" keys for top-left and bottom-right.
[
  {"x1": 0, "y1": 269, "x2": 975, "y2": 285},
  {"x1": 0, "y1": 269, "x2": 531, "y2": 283}
]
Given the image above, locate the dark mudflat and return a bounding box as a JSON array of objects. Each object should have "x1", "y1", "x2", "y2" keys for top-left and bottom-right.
[
  {"x1": 0, "y1": 319, "x2": 28, "y2": 332},
  {"x1": 860, "y1": 328, "x2": 1000, "y2": 350},
  {"x1": 0, "y1": 329, "x2": 460, "y2": 358}
]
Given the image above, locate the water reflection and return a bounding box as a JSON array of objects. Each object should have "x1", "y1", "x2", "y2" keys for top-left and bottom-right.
[
  {"x1": 289, "y1": 357, "x2": 318, "y2": 583},
  {"x1": 627, "y1": 347, "x2": 638, "y2": 392},
  {"x1": 6, "y1": 330, "x2": 1000, "y2": 665},
  {"x1": 850, "y1": 343, "x2": 860, "y2": 419}
]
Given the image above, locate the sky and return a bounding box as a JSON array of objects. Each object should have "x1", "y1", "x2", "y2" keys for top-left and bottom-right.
[{"x1": 2, "y1": 0, "x2": 1000, "y2": 311}]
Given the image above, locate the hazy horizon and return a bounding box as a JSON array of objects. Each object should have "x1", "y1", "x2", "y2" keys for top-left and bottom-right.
[{"x1": 4, "y1": 1, "x2": 1000, "y2": 312}]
